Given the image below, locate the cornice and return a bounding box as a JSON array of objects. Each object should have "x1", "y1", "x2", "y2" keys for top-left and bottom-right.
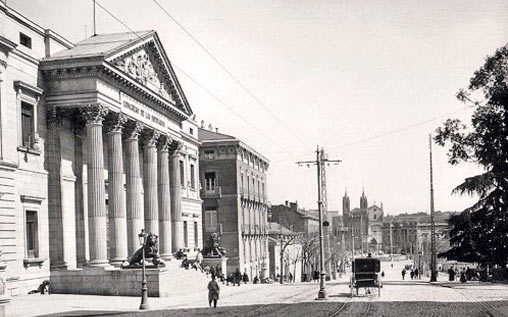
[
  {"x1": 0, "y1": 36, "x2": 17, "y2": 52},
  {"x1": 14, "y1": 80, "x2": 44, "y2": 95},
  {"x1": 41, "y1": 61, "x2": 189, "y2": 122}
]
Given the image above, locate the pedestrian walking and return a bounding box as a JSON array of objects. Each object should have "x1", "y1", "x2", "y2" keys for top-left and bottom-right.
[
  {"x1": 207, "y1": 275, "x2": 220, "y2": 308},
  {"x1": 414, "y1": 267, "x2": 419, "y2": 279},
  {"x1": 410, "y1": 269, "x2": 415, "y2": 280},
  {"x1": 289, "y1": 272, "x2": 293, "y2": 283},
  {"x1": 402, "y1": 268, "x2": 406, "y2": 280}
]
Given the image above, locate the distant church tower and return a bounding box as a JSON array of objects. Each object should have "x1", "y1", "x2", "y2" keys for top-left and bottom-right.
[
  {"x1": 342, "y1": 190, "x2": 350, "y2": 215},
  {"x1": 360, "y1": 189, "x2": 368, "y2": 209}
]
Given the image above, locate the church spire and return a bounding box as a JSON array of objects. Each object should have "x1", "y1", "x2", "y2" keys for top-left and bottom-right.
[
  {"x1": 360, "y1": 189, "x2": 368, "y2": 209},
  {"x1": 343, "y1": 189, "x2": 350, "y2": 214}
]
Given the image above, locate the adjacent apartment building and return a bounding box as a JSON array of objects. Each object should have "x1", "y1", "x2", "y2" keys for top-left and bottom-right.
[{"x1": 198, "y1": 124, "x2": 269, "y2": 279}]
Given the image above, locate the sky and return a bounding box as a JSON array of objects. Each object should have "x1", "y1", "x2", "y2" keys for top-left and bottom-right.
[{"x1": 9, "y1": 0, "x2": 508, "y2": 214}]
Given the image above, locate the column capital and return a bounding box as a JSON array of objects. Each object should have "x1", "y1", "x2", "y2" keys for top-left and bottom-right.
[
  {"x1": 80, "y1": 103, "x2": 108, "y2": 124},
  {"x1": 45, "y1": 105, "x2": 64, "y2": 126},
  {"x1": 105, "y1": 112, "x2": 127, "y2": 133},
  {"x1": 157, "y1": 134, "x2": 173, "y2": 152},
  {"x1": 169, "y1": 140, "x2": 183, "y2": 155},
  {"x1": 141, "y1": 128, "x2": 160, "y2": 147},
  {"x1": 124, "y1": 120, "x2": 143, "y2": 140}
]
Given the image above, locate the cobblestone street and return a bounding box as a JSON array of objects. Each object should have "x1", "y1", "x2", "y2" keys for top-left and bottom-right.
[{"x1": 9, "y1": 260, "x2": 508, "y2": 316}]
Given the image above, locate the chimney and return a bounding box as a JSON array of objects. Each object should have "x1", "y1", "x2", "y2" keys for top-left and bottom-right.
[
  {"x1": 208, "y1": 124, "x2": 213, "y2": 131},
  {"x1": 200, "y1": 120, "x2": 205, "y2": 128},
  {"x1": 215, "y1": 128, "x2": 219, "y2": 133},
  {"x1": 285, "y1": 200, "x2": 289, "y2": 207}
]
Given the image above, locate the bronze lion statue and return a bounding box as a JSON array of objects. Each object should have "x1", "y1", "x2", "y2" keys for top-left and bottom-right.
[
  {"x1": 202, "y1": 233, "x2": 226, "y2": 257},
  {"x1": 128, "y1": 233, "x2": 163, "y2": 267}
]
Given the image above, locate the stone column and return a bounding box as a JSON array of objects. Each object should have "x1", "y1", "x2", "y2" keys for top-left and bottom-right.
[
  {"x1": 157, "y1": 135, "x2": 172, "y2": 260},
  {"x1": 169, "y1": 140, "x2": 184, "y2": 252},
  {"x1": 105, "y1": 112, "x2": 128, "y2": 266},
  {"x1": 142, "y1": 128, "x2": 159, "y2": 236},
  {"x1": 46, "y1": 106, "x2": 66, "y2": 268},
  {"x1": 81, "y1": 104, "x2": 109, "y2": 267},
  {"x1": 124, "y1": 121, "x2": 143, "y2": 256}
]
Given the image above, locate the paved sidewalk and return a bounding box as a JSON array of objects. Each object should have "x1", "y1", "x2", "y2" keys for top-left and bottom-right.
[{"x1": 8, "y1": 275, "x2": 351, "y2": 317}]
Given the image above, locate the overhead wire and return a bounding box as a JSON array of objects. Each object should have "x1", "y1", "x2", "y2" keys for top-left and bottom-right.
[
  {"x1": 93, "y1": 0, "x2": 295, "y2": 157},
  {"x1": 151, "y1": 0, "x2": 312, "y2": 150},
  {"x1": 271, "y1": 105, "x2": 474, "y2": 163}
]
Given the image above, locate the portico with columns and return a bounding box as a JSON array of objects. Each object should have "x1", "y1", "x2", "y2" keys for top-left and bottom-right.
[{"x1": 38, "y1": 31, "x2": 201, "y2": 295}]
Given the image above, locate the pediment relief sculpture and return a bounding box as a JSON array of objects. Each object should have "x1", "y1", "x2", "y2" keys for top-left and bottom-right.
[{"x1": 114, "y1": 48, "x2": 174, "y2": 103}]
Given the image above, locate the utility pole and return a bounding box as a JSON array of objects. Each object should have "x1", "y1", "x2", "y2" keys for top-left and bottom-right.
[
  {"x1": 389, "y1": 218, "x2": 393, "y2": 260},
  {"x1": 296, "y1": 146, "x2": 341, "y2": 299},
  {"x1": 429, "y1": 134, "x2": 437, "y2": 282}
]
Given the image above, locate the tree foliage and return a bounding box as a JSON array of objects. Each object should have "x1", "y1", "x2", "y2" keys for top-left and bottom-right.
[{"x1": 435, "y1": 46, "x2": 508, "y2": 266}]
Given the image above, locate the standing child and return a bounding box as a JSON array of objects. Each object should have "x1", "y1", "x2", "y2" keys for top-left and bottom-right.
[{"x1": 207, "y1": 275, "x2": 220, "y2": 308}]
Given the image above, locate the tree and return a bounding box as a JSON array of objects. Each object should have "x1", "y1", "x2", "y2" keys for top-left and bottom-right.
[{"x1": 435, "y1": 45, "x2": 508, "y2": 266}]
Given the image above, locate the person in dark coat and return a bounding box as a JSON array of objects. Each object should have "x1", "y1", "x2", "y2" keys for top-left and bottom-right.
[
  {"x1": 313, "y1": 270, "x2": 319, "y2": 282},
  {"x1": 234, "y1": 268, "x2": 242, "y2": 286},
  {"x1": 207, "y1": 275, "x2": 220, "y2": 308},
  {"x1": 242, "y1": 270, "x2": 249, "y2": 284},
  {"x1": 448, "y1": 267, "x2": 456, "y2": 281},
  {"x1": 401, "y1": 269, "x2": 406, "y2": 280}
]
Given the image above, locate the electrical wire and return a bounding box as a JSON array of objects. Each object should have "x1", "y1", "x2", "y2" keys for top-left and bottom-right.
[
  {"x1": 93, "y1": 0, "x2": 295, "y2": 157},
  {"x1": 271, "y1": 106, "x2": 473, "y2": 163},
  {"x1": 151, "y1": 0, "x2": 312, "y2": 150}
]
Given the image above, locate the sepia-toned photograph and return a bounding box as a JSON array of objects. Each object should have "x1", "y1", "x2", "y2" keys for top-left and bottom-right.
[{"x1": 0, "y1": 0, "x2": 506, "y2": 316}]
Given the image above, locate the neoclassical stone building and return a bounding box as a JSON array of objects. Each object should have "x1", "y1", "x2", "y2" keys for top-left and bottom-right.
[{"x1": 0, "y1": 1, "x2": 201, "y2": 296}]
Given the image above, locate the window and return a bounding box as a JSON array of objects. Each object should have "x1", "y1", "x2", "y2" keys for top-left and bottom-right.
[
  {"x1": 183, "y1": 221, "x2": 188, "y2": 247},
  {"x1": 205, "y1": 172, "x2": 216, "y2": 191},
  {"x1": 241, "y1": 172, "x2": 244, "y2": 189},
  {"x1": 179, "y1": 160, "x2": 185, "y2": 187},
  {"x1": 19, "y1": 33, "x2": 32, "y2": 49},
  {"x1": 21, "y1": 102, "x2": 34, "y2": 148},
  {"x1": 205, "y1": 210, "x2": 217, "y2": 225},
  {"x1": 194, "y1": 221, "x2": 198, "y2": 247},
  {"x1": 204, "y1": 149, "x2": 215, "y2": 159},
  {"x1": 190, "y1": 164, "x2": 196, "y2": 189},
  {"x1": 374, "y1": 214, "x2": 377, "y2": 220},
  {"x1": 189, "y1": 128, "x2": 194, "y2": 135},
  {"x1": 26, "y1": 210, "x2": 38, "y2": 258},
  {"x1": 247, "y1": 175, "x2": 250, "y2": 192}
]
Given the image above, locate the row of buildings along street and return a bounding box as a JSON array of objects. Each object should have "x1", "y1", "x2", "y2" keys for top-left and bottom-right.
[{"x1": 1, "y1": 1, "x2": 507, "y2": 316}]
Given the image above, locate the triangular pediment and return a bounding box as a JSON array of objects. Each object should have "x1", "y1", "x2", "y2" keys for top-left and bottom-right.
[{"x1": 105, "y1": 32, "x2": 192, "y2": 116}]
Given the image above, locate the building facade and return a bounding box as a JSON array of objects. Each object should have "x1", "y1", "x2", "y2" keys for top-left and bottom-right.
[
  {"x1": 198, "y1": 125, "x2": 269, "y2": 279},
  {"x1": 342, "y1": 190, "x2": 384, "y2": 254},
  {"x1": 0, "y1": 1, "x2": 202, "y2": 296}
]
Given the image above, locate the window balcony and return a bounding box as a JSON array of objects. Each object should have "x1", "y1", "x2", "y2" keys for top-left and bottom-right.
[
  {"x1": 204, "y1": 223, "x2": 222, "y2": 235},
  {"x1": 201, "y1": 185, "x2": 222, "y2": 198}
]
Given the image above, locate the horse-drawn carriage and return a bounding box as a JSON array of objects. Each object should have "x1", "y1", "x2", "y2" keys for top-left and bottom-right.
[{"x1": 350, "y1": 256, "x2": 382, "y2": 296}]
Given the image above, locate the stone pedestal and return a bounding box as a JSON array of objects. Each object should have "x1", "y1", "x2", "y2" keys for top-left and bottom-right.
[
  {"x1": 50, "y1": 266, "x2": 180, "y2": 297},
  {"x1": 202, "y1": 257, "x2": 228, "y2": 278}
]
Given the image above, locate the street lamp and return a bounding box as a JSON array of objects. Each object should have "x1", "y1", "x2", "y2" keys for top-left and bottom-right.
[{"x1": 138, "y1": 229, "x2": 149, "y2": 310}]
